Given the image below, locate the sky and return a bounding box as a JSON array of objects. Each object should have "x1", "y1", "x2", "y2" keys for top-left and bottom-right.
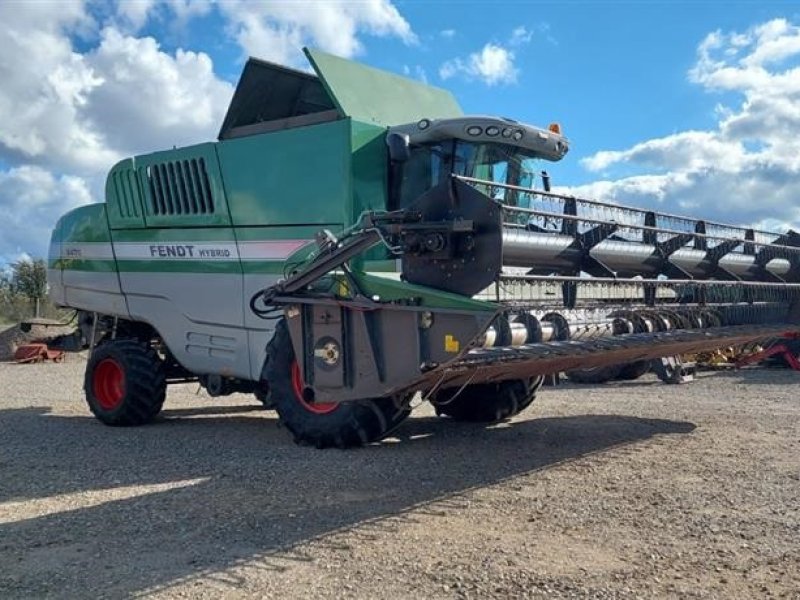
[{"x1": 1, "y1": 0, "x2": 800, "y2": 264}]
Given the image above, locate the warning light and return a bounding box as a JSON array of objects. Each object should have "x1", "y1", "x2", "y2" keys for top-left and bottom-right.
[{"x1": 548, "y1": 122, "x2": 562, "y2": 135}]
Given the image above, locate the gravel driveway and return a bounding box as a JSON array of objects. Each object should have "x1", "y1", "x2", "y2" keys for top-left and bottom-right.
[{"x1": 0, "y1": 358, "x2": 798, "y2": 599}]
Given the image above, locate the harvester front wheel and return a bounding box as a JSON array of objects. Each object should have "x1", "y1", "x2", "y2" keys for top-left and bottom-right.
[
  {"x1": 564, "y1": 364, "x2": 623, "y2": 384},
  {"x1": 615, "y1": 360, "x2": 651, "y2": 381},
  {"x1": 432, "y1": 377, "x2": 542, "y2": 423},
  {"x1": 84, "y1": 339, "x2": 166, "y2": 426},
  {"x1": 264, "y1": 320, "x2": 411, "y2": 448},
  {"x1": 254, "y1": 382, "x2": 274, "y2": 410}
]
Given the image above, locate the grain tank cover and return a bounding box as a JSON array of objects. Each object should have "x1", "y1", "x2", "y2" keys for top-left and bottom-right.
[
  {"x1": 304, "y1": 48, "x2": 463, "y2": 126},
  {"x1": 218, "y1": 57, "x2": 338, "y2": 140}
]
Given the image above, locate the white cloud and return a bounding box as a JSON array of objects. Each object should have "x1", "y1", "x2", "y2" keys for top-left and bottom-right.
[
  {"x1": 0, "y1": 0, "x2": 421, "y2": 262},
  {"x1": 116, "y1": 0, "x2": 158, "y2": 31},
  {"x1": 114, "y1": 0, "x2": 212, "y2": 32},
  {"x1": 0, "y1": 1, "x2": 114, "y2": 174},
  {"x1": 0, "y1": 0, "x2": 234, "y2": 262},
  {"x1": 440, "y1": 29, "x2": 456, "y2": 39},
  {"x1": 0, "y1": 166, "x2": 93, "y2": 260},
  {"x1": 440, "y1": 43, "x2": 518, "y2": 86},
  {"x1": 85, "y1": 27, "x2": 233, "y2": 154},
  {"x1": 570, "y1": 18, "x2": 800, "y2": 230},
  {"x1": 510, "y1": 26, "x2": 533, "y2": 46},
  {"x1": 218, "y1": 0, "x2": 417, "y2": 66},
  {"x1": 581, "y1": 130, "x2": 748, "y2": 173},
  {"x1": 167, "y1": 0, "x2": 213, "y2": 24},
  {"x1": 0, "y1": 2, "x2": 232, "y2": 176}
]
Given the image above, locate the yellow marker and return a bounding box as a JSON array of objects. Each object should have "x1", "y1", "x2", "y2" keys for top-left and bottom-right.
[{"x1": 444, "y1": 334, "x2": 460, "y2": 353}]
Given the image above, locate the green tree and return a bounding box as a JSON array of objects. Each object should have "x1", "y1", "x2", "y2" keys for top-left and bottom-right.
[{"x1": 12, "y1": 258, "x2": 48, "y2": 318}]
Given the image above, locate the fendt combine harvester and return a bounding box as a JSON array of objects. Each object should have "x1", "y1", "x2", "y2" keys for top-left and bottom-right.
[{"x1": 48, "y1": 49, "x2": 800, "y2": 447}]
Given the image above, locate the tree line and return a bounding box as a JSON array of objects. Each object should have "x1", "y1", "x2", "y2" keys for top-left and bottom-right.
[{"x1": 0, "y1": 258, "x2": 57, "y2": 324}]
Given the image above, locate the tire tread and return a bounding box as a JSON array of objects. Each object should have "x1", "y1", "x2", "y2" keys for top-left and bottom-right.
[
  {"x1": 433, "y1": 378, "x2": 540, "y2": 423},
  {"x1": 265, "y1": 320, "x2": 410, "y2": 448},
  {"x1": 84, "y1": 339, "x2": 166, "y2": 426}
]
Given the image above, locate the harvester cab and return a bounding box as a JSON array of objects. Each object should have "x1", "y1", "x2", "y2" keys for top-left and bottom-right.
[
  {"x1": 386, "y1": 115, "x2": 568, "y2": 212},
  {"x1": 47, "y1": 47, "x2": 800, "y2": 448}
]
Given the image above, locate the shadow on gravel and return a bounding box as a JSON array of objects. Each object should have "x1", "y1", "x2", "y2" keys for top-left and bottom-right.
[
  {"x1": 0, "y1": 407, "x2": 694, "y2": 598},
  {"x1": 558, "y1": 367, "x2": 800, "y2": 390},
  {"x1": 715, "y1": 366, "x2": 800, "y2": 385}
]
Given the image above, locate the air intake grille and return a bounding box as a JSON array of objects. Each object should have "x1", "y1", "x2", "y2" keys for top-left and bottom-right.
[
  {"x1": 145, "y1": 158, "x2": 215, "y2": 216},
  {"x1": 111, "y1": 169, "x2": 140, "y2": 219}
]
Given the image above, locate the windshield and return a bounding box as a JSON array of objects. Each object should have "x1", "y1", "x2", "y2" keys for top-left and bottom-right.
[{"x1": 396, "y1": 140, "x2": 541, "y2": 209}]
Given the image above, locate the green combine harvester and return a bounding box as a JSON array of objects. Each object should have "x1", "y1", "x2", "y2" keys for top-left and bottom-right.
[{"x1": 48, "y1": 49, "x2": 800, "y2": 447}]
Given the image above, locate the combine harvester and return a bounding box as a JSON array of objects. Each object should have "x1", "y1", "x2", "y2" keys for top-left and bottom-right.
[{"x1": 48, "y1": 49, "x2": 800, "y2": 447}]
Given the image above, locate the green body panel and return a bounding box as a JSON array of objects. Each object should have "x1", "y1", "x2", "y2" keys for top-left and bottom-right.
[
  {"x1": 51, "y1": 257, "x2": 117, "y2": 273},
  {"x1": 360, "y1": 259, "x2": 399, "y2": 273},
  {"x1": 105, "y1": 260, "x2": 235, "y2": 275},
  {"x1": 217, "y1": 119, "x2": 352, "y2": 227},
  {"x1": 136, "y1": 143, "x2": 231, "y2": 228},
  {"x1": 305, "y1": 48, "x2": 462, "y2": 126},
  {"x1": 50, "y1": 204, "x2": 116, "y2": 272},
  {"x1": 61, "y1": 204, "x2": 113, "y2": 243},
  {"x1": 105, "y1": 144, "x2": 232, "y2": 230},
  {"x1": 350, "y1": 120, "x2": 391, "y2": 265},
  {"x1": 350, "y1": 120, "x2": 388, "y2": 218},
  {"x1": 352, "y1": 272, "x2": 497, "y2": 313},
  {"x1": 112, "y1": 229, "x2": 236, "y2": 242}
]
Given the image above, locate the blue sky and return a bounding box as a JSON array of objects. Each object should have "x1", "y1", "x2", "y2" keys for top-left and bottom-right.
[{"x1": 1, "y1": 0, "x2": 800, "y2": 262}]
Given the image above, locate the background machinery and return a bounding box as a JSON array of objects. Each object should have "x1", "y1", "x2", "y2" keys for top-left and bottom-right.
[{"x1": 48, "y1": 49, "x2": 800, "y2": 447}]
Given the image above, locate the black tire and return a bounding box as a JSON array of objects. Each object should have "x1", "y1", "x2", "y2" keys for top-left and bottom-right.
[
  {"x1": 432, "y1": 377, "x2": 542, "y2": 423},
  {"x1": 615, "y1": 360, "x2": 651, "y2": 381},
  {"x1": 565, "y1": 364, "x2": 623, "y2": 384},
  {"x1": 254, "y1": 383, "x2": 275, "y2": 410},
  {"x1": 264, "y1": 320, "x2": 411, "y2": 448},
  {"x1": 84, "y1": 339, "x2": 166, "y2": 426}
]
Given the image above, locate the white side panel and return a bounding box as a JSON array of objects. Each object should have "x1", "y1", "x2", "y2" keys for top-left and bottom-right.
[
  {"x1": 243, "y1": 273, "x2": 282, "y2": 381},
  {"x1": 47, "y1": 269, "x2": 66, "y2": 306},
  {"x1": 120, "y1": 272, "x2": 251, "y2": 379},
  {"x1": 47, "y1": 237, "x2": 65, "y2": 304},
  {"x1": 63, "y1": 268, "x2": 122, "y2": 294},
  {"x1": 62, "y1": 271, "x2": 129, "y2": 316}
]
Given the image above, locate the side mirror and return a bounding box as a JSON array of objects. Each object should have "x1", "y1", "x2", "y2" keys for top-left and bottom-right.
[
  {"x1": 540, "y1": 170, "x2": 551, "y2": 192},
  {"x1": 386, "y1": 132, "x2": 410, "y2": 162}
]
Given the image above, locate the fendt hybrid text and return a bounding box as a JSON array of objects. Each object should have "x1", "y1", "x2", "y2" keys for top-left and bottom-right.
[{"x1": 48, "y1": 49, "x2": 800, "y2": 447}]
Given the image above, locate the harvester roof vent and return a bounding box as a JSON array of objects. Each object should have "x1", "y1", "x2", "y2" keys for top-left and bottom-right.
[
  {"x1": 218, "y1": 58, "x2": 338, "y2": 141},
  {"x1": 110, "y1": 168, "x2": 141, "y2": 220},
  {"x1": 144, "y1": 158, "x2": 215, "y2": 216}
]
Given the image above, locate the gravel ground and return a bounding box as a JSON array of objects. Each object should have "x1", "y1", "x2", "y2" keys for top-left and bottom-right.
[{"x1": 0, "y1": 357, "x2": 798, "y2": 599}]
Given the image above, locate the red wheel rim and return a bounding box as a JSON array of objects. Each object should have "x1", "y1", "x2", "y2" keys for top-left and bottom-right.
[
  {"x1": 93, "y1": 358, "x2": 125, "y2": 410},
  {"x1": 291, "y1": 361, "x2": 338, "y2": 415}
]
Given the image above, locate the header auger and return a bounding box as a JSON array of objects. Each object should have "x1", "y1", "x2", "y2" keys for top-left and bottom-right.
[{"x1": 47, "y1": 48, "x2": 800, "y2": 447}]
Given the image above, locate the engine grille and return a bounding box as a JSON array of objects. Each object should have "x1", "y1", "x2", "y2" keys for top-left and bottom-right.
[{"x1": 144, "y1": 158, "x2": 215, "y2": 216}]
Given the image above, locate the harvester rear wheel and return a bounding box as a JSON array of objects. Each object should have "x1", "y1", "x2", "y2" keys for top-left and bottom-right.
[
  {"x1": 84, "y1": 339, "x2": 166, "y2": 426},
  {"x1": 264, "y1": 320, "x2": 411, "y2": 448},
  {"x1": 432, "y1": 377, "x2": 542, "y2": 423}
]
